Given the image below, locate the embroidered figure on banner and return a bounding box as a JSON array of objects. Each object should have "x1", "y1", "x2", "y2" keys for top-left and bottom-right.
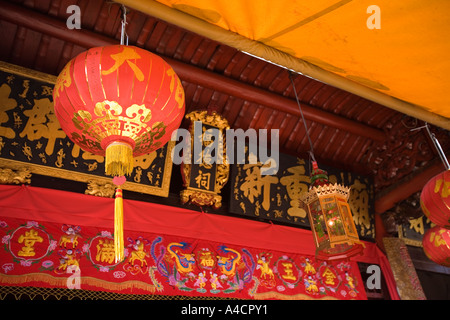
[
  {"x1": 304, "y1": 275, "x2": 319, "y2": 294},
  {"x1": 337, "y1": 261, "x2": 359, "y2": 297},
  {"x1": 123, "y1": 236, "x2": 151, "y2": 275},
  {"x1": 55, "y1": 248, "x2": 82, "y2": 274},
  {"x1": 58, "y1": 224, "x2": 81, "y2": 249},
  {"x1": 301, "y1": 257, "x2": 316, "y2": 275},
  {"x1": 300, "y1": 257, "x2": 320, "y2": 296},
  {"x1": 209, "y1": 271, "x2": 223, "y2": 293},
  {"x1": 256, "y1": 252, "x2": 276, "y2": 289},
  {"x1": 55, "y1": 224, "x2": 83, "y2": 275},
  {"x1": 194, "y1": 271, "x2": 208, "y2": 293}
]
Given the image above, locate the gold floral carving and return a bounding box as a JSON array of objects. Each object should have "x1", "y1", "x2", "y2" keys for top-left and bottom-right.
[
  {"x1": 71, "y1": 100, "x2": 166, "y2": 155},
  {"x1": 185, "y1": 110, "x2": 230, "y2": 130},
  {"x1": 85, "y1": 179, "x2": 116, "y2": 198},
  {"x1": 383, "y1": 237, "x2": 426, "y2": 300},
  {"x1": 180, "y1": 189, "x2": 222, "y2": 209},
  {"x1": 0, "y1": 167, "x2": 31, "y2": 185}
]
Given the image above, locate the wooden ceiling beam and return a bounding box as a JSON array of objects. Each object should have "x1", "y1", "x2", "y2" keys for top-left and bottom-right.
[
  {"x1": 374, "y1": 161, "x2": 446, "y2": 214},
  {"x1": 0, "y1": 0, "x2": 386, "y2": 141}
]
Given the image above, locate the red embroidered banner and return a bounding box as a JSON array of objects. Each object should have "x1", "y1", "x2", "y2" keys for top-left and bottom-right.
[
  {"x1": 0, "y1": 217, "x2": 366, "y2": 299},
  {"x1": 0, "y1": 185, "x2": 397, "y2": 299}
]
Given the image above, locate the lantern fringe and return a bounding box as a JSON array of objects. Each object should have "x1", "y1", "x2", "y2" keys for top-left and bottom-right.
[
  {"x1": 114, "y1": 187, "x2": 124, "y2": 263},
  {"x1": 105, "y1": 142, "x2": 134, "y2": 177}
]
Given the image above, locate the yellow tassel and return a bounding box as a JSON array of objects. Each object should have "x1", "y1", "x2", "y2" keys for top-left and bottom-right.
[
  {"x1": 114, "y1": 187, "x2": 124, "y2": 263},
  {"x1": 105, "y1": 142, "x2": 134, "y2": 177}
]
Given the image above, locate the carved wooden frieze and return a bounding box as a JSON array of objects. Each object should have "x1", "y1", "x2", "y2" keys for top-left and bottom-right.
[{"x1": 0, "y1": 167, "x2": 31, "y2": 185}]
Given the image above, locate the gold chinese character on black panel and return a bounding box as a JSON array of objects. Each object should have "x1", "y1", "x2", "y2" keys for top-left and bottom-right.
[
  {"x1": 180, "y1": 110, "x2": 230, "y2": 209},
  {"x1": 230, "y1": 151, "x2": 376, "y2": 240},
  {"x1": 0, "y1": 62, "x2": 173, "y2": 197}
]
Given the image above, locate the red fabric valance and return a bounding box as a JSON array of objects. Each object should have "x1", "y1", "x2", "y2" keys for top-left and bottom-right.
[{"x1": 0, "y1": 185, "x2": 399, "y2": 299}]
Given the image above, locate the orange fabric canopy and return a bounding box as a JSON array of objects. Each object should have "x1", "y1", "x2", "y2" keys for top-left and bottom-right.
[{"x1": 120, "y1": 0, "x2": 450, "y2": 129}]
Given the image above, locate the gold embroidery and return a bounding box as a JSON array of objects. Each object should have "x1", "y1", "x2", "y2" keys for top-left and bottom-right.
[
  {"x1": 17, "y1": 228, "x2": 43, "y2": 257},
  {"x1": 321, "y1": 267, "x2": 337, "y2": 285},
  {"x1": 71, "y1": 100, "x2": 166, "y2": 155},
  {"x1": 280, "y1": 262, "x2": 297, "y2": 281},
  {"x1": 96, "y1": 239, "x2": 115, "y2": 264}
]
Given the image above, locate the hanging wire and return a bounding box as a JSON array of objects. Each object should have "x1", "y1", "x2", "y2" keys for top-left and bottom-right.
[
  {"x1": 120, "y1": 5, "x2": 129, "y2": 45},
  {"x1": 288, "y1": 71, "x2": 316, "y2": 164},
  {"x1": 411, "y1": 123, "x2": 450, "y2": 170}
]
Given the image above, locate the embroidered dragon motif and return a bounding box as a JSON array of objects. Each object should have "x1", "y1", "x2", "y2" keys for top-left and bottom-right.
[
  {"x1": 217, "y1": 246, "x2": 255, "y2": 290},
  {"x1": 216, "y1": 245, "x2": 241, "y2": 277},
  {"x1": 150, "y1": 237, "x2": 195, "y2": 288},
  {"x1": 167, "y1": 242, "x2": 196, "y2": 274}
]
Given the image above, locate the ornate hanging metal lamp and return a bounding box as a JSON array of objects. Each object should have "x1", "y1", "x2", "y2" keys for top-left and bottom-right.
[
  {"x1": 289, "y1": 72, "x2": 364, "y2": 261},
  {"x1": 52, "y1": 6, "x2": 185, "y2": 262},
  {"x1": 300, "y1": 161, "x2": 365, "y2": 260}
]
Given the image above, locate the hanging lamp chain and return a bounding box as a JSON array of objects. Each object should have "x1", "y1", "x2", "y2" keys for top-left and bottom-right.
[
  {"x1": 411, "y1": 122, "x2": 450, "y2": 170},
  {"x1": 288, "y1": 71, "x2": 316, "y2": 164},
  {"x1": 120, "y1": 4, "x2": 129, "y2": 45}
]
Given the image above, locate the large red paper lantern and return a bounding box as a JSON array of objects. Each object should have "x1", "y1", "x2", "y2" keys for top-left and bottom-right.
[
  {"x1": 53, "y1": 45, "x2": 185, "y2": 262},
  {"x1": 53, "y1": 45, "x2": 185, "y2": 177},
  {"x1": 422, "y1": 225, "x2": 450, "y2": 267},
  {"x1": 420, "y1": 170, "x2": 450, "y2": 228}
]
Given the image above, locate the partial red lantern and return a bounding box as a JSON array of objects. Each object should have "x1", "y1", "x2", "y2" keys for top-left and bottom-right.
[
  {"x1": 420, "y1": 170, "x2": 450, "y2": 228},
  {"x1": 53, "y1": 45, "x2": 185, "y2": 177},
  {"x1": 422, "y1": 225, "x2": 450, "y2": 267}
]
